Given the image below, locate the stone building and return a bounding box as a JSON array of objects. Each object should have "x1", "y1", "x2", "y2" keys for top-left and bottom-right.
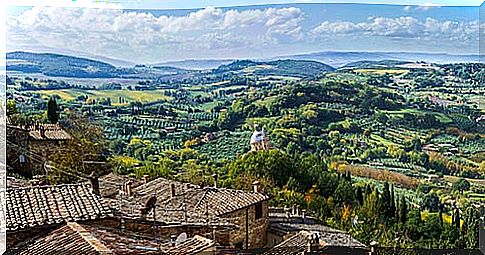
[
  {"x1": 6, "y1": 119, "x2": 71, "y2": 177},
  {"x1": 265, "y1": 207, "x2": 365, "y2": 254},
  {"x1": 250, "y1": 124, "x2": 272, "y2": 152},
  {"x1": 97, "y1": 175, "x2": 270, "y2": 250}
]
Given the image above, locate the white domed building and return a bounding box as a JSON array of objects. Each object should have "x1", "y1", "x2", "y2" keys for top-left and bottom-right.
[{"x1": 250, "y1": 124, "x2": 272, "y2": 152}]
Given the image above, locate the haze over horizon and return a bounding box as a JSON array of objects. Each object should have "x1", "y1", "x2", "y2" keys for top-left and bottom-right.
[{"x1": 7, "y1": 3, "x2": 482, "y2": 64}]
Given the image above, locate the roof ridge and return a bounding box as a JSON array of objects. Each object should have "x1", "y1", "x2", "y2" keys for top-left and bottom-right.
[
  {"x1": 7, "y1": 183, "x2": 90, "y2": 191},
  {"x1": 67, "y1": 222, "x2": 115, "y2": 254}
]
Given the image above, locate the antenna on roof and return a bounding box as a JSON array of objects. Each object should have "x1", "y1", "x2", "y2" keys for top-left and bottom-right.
[
  {"x1": 176, "y1": 233, "x2": 188, "y2": 246},
  {"x1": 140, "y1": 196, "x2": 157, "y2": 215}
]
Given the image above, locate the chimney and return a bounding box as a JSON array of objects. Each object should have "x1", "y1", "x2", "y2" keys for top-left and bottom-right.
[
  {"x1": 252, "y1": 181, "x2": 260, "y2": 193},
  {"x1": 307, "y1": 232, "x2": 320, "y2": 253},
  {"x1": 40, "y1": 125, "x2": 46, "y2": 138},
  {"x1": 285, "y1": 207, "x2": 291, "y2": 222},
  {"x1": 369, "y1": 241, "x2": 379, "y2": 255},
  {"x1": 125, "y1": 181, "x2": 133, "y2": 197},
  {"x1": 143, "y1": 174, "x2": 150, "y2": 184},
  {"x1": 170, "y1": 235, "x2": 177, "y2": 247},
  {"x1": 88, "y1": 172, "x2": 100, "y2": 196},
  {"x1": 212, "y1": 174, "x2": 218, "y2": 188},
  {"x1": 171, "y1": 183, "x2": 176, "y2": 197}
]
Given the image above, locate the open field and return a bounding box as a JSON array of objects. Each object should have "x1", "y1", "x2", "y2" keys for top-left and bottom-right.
[
  {"x1": 36, "y1": 89, "x2": 171, "y2": 104},
  {"x1": 379, "y1": 108, "x2": 453, "y2": 124},
  {"x1": 353, "y1": 69, "x2": 410, "y2": 75}
]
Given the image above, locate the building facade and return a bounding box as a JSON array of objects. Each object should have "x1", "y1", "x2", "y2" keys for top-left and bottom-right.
[{"x1": 6, "y1": 120, "x2": 71, "y2": 177}]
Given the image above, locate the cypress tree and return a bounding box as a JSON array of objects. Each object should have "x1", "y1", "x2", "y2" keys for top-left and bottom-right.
[
  {"x1": 399, "y1": 196, "x2": 408, "y2": 223},
  {"x1": 356, "y1": 186, "x2": 364, "y2": 205},
  {"x1": 365, "y1": 184, "x2": 372, "y2": 198},
  {"x1": 381, "y1": 182, "x2": 392, "y2": 221},
  {"x1": 454, "y1": 208, "x2": 461, "y2": 230},
  {"x1": 439, "y1": 208, "x2": 443, "y2": 227},
  {"x1": 390, "y1": 184, "x2": 396, "y2": 219},
  {"x1": 47, "y1": 97, "x2": 59, "y2": 124}
]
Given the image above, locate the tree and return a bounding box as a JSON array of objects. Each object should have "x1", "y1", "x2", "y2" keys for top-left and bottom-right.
[
  {"x1": 6, "y1": 100, "x2": 17, "y2": 116},
  {"x1": 462, "y1": 207, "x2": 479, "y2": 248},
  {"x1": 47, "y1": 97, "x2": 59, "y2": 124},
  {"x1": 380, "y1": 182, "x2": 393, "y2": 221},
  {"x1": 452, "y1": 178, "x2": 470, "y2": 194},
  {"x1": 420, "y1": 193, "x2": 441, "y2": 212},
  {"x1": 399, "y1": 196, "x2": 408, "y2": 223},
  {"x1": 334, "y1": 180, "x2": 355, "y2": 205},
  {"x1": 453, "y1": 207, "x2": 461, "y2": 230},
  {"x1": 47, "y1": 113, "x2": 107, "y2": 184}
]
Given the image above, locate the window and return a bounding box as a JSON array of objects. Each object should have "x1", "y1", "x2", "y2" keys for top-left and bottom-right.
[{"x1": 255, "y1": 202, "x2": 263, "y2": 220}]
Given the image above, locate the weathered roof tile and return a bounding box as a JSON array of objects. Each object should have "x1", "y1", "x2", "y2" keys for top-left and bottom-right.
[{"x1": 6, "y1": 184, "x2": 111, "y2": 231}]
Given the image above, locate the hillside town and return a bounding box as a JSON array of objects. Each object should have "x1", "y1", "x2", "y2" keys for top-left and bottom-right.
[
  {"x1": 4, "y1": 3, "x2": 485, "y2": 253},
  {"x1": 4, "y1": 117, "x2": 367, "y2": 254}
]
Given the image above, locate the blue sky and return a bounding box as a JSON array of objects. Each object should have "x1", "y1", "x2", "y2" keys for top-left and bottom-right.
[
  {"x1": 6, "y1": 1, "x2": 482, "y2": 63},
  {"x1": 123, "y1": 0, "x2": 484, "y2": 9}
]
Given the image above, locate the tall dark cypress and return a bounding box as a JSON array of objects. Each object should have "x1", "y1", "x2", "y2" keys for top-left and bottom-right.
[
  {"x1": 454, "y1": 208, "x2": 461, "y2": 230},
  {"x1": 47, "y1": 97, "x2": 59, "y2": 124},
  {"x1": 438, "y1": 208, "x2": 443, "y2": 227},
  {"x1": 356, "y1": 186, "x2": 364, "y2": 205},
  {"x1": 390, "y1": 184, "x2": 396, "y2": 219},
  {"x1": 400, "y1": 196, "x2": 408, "y2": 223},
  {"x1": 381, "y1": 182, "x2": 392, "y2": 220}
]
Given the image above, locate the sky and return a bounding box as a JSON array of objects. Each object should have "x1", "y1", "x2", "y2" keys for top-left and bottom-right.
[{"x1": 4, "y1": 0, "x2": 484, "y2": 64}]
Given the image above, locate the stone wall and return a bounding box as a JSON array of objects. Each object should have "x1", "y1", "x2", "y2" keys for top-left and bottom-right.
[
  {"x1": 6, "y1": 127, "x2": 31, "y2": 177},
  {"x1": 222, "y1": 200, "x2": 269, "y2": 249},
  {"x1": 95, "y1": 217, "x2": 234, "y2": 244}
]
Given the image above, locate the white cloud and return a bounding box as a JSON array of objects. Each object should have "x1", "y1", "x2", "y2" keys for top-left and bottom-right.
[
  {"x1": 7, "y1": 6, "x2": 304, "y2": 62},
  {"x1": 402, "y1": 3, "x2": 441, "y2": 12},
  {"x1": 311, "y1": 16, "x2": 479, "y2": 43}
]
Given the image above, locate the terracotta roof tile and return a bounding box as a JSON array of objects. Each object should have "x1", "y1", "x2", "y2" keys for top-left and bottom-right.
[
  {"x1": 12, "y1": 222, "x2": 215, "y2": 255},
  {"x1": 263, "y1": 231, "x2": 313, "y2": 255},
  {"x1": 27, "y1": 124, "x2": 71, "y2": 140},
  {"x1": 98, "y1": 173, "x2": 145, "y2": 198},
  {"x1": 164, "y1": 235, "x2": 215, "y2": 254},
  {"x1": 6, "y1": 184, "x2": 111, "y2": 231},
  {"x1": 112, "y1": 177, "x2": 269, "y2": 225},
  {"x1": 13, "y1": 222, "x2": 114, "y2": 255},
  {"x1": 268, "y1": 209, "x2": 365, "y2": 249},
  {"x1": 7, "y1": 122, "x2": 71, "y2": 140}
]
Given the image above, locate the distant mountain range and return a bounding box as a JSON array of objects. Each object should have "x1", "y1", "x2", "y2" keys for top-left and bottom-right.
[
  {"x1": 277, "y1": 51, "x2": 480, "y2": 67},
  {"x1": 6, "y1": 50, "x2": 479, "y2": 79},
  {"x1": 155, "y1": 59, "x2": 234, "y2": 70},
  {"x1": 153, "y1": 51, "x2": 479, "y2": 70},
  {"x1": 213, "y1": 59, "x2": 335, "y2": 77},
  {"x1": 6, "y1": 51, "x2": 187, "y2": 79}
]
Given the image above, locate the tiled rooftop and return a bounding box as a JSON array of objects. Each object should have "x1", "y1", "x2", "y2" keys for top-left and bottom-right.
[
  {"x1": 98, "y1": 173, "x2": 145, "y2": 198},
  {"x1": 7, "y1": 120, "x2": 71, "y2": 141},
  {"x1": 263, "y1": 230, "x2": 314, "y2": 255},
  {"x1": 11, "y1": 222, "x2": 215, "y2": 255},
  {"x1": 164, "y1": 235, "x2": 215, "y2": 254},
  {"x1": 27, "y1": 124, "x2": 71, "y2": 140},
  {"x1": 6, "y1": 184, "x2": 111, "y2": 231},
  {"x1": 111, "y1": 177, "x2": 269, "y2": 225},
  {"x1": 13, "y1": 222, "x2": 114, "y2": 255},
  {"x1": 268, "y1": 208, "x2": 365, "y2": 248}
]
